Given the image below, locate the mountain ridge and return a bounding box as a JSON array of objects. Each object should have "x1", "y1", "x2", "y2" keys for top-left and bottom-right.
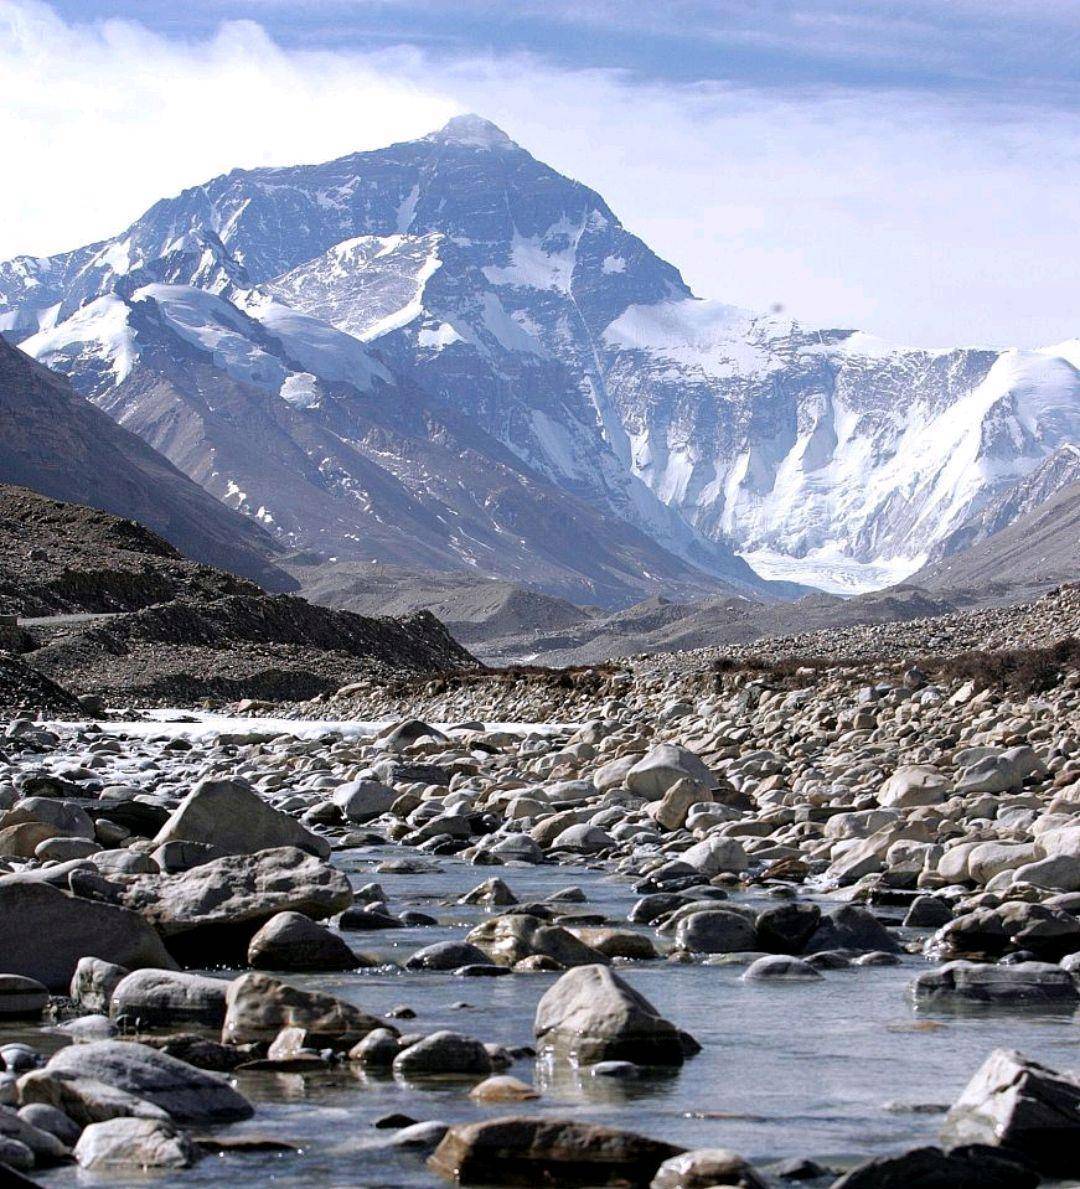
[{"x1": 3, "y1": 114, "x2": 1077, "y2": 599}]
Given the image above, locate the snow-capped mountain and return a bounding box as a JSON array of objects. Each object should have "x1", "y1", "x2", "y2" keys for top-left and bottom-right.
[{"x1": 3, "y1": 114, "x2": 1077, "y2": 597}]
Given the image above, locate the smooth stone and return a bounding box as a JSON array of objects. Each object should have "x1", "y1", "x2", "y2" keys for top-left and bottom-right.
[
  {"x1": 742, "y1": 956, "x2": 823, "y2": 982},
  {"x1": 428, "y1": 1116, "x2": 684, "y2": 1186},
  {"x1": 110, "y1": 969, "x2": 229, "y2": 1028},
  {"x1": 247, "y1": 911, "x2": 362, "y2": 972},
  {"x1": 74, "y1": 1117, "x2": 200, "y2": 1170},
  {"x1": 45, "y1": 1041, "x2": 253, "y2": 1125},
  {"x1": 393, "y1": 1031, "x2": 492, "y2": 1077},
  {"x1": 0, "y1": 975, "x2": 48, "y2": 1018},
  {"x1": 153, "y1": 777, "x2": 330, "y2": 858},
  {"x1": 534, "y1": 964, "x2": 690, "y2": 1067}
]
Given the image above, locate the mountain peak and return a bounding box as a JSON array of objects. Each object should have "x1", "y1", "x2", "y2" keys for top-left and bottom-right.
[{"x1": 425, "y1": 114, "x2": 516, "y2": 150}]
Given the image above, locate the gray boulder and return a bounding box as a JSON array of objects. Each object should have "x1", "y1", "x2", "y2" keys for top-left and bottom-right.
[
  {"x1": 393, "y1": 1031, "x2": 492, "y2": 1078},
  {"x1": 0, "y1": 881, "x2": 174, "y2": 991},
  {"x1": 332, "y1": 779, "x2": 397, "y2": 823},
  {"x1": 153, "y1": 778, "x2": 329, "y2": 858},
  {"x1": 222, "y1": 971, "x2": 390, "y2": 1047},
  {"x1": 941, "y1": 1048, "x2": 1080, "y2": 1174},
  {"x1": 46, "y1": 1041, "x2": 252, "y2": 1125},
  {"x1": 911, "y1": 961, "x2": 1079, "y2": 1008},
  {"x1": 247, "y1": 911, "x2": 361, "y2": 972},
  {"x1": 70, "y1": 958, "x2": 129, "y2": 1014},
  {"x1": 74, "y1": 1117, "x2": 199, "y2": 1170},
  {"x1": 534, "y1": 964, "x2": 690, "y2": 1066},
  {"x1": 429, "y1": 1116, "x2": 683, "y2": 1186},
  {"x1": 676, "y1": 910, "x2": 758, "y2": 954},
  {"x1": 626, "y1": 745, "x2": 717, "y2": 800},
  {"x1": 110, "y1": 969, "x2": 230, "y2": 1028}
]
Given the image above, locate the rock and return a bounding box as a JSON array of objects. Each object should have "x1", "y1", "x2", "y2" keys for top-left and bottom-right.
[
  {"x1": 755, "y1": 903, "x2": 822, "y2": 954},
  {"x1": 150, "y1": 840, "x2": 226, "y2": 874},
  {"x1": 651, "y1": 1147, "x2": 768, "y2": 1187},
  {"x1": 911, "y1": 961, "x2": 1079, "y2": 1007},
  {"x1": 877, "y1": 767, "x2": 949, "y2": 809},
  {"x1": 154, "y1": 777, "x2": 329, "y2": 858},
  {"x1": 467, "y1": 915, "x2": 608, "y2": 969},
  {"x1": 17, "y1": 1069, "x2": 172, "y2": 1127},
  {"x1": 469, "y1": 1075, "x2": 538, "y2": 1102},
  {"x1": 46, "y1": 1041, "x2": 252, "y2": 1124},
  {"x1": 803, "y1": 905, "x2": 901, "y2": 955},
  {"x1": 74, "y1": 1117, "x2": 200, "y2": 1170},
  {"x1": 534, "y1": 964, "x2": 690, "y2": 1067},
  {"x1": 679, "y1": 836, "x2": 751, "y2": 876},
  {"x1": 0, "y1": 881, "x2": 174, "y2": 990},
  {"x1": 941, "y1": 1048, "x2": 1080, "y2": 1173},
  {"x1": 676, "y1": 910, "x2": 758, "y2": 954},
  {"x1": 349, "y1": 1028, "x2": 402, "y2": 1069},
  {"x1": 105, "y1": 846, "x2": 352, "y2": 964},
  {"x1": 391, "y1": 1120, "x2": 451, "y2": 1150},
  {"x1": 393, "y1": 1032, "x2": 492, "y2": 1078},
  {"x1": 626, "y1": 745, "x2": 717, "y2": 800},
  {"x1": 222, "y1": 971, "x2": 389, "y2": 1047},
  {"x1": 247, "y1": 911, "x2": 361, "y2": 972},
  {"x1": 956, "y1": 747, "x2": 1046, "y2": 795},
  {"x1": 56, "y1": 1015, "x2": 119, "y2": 1042},
  {"x1": 742, "y1": 956, "x2": 823, "y2": 982},
  {"x1": 0, "y1": 976, "x2": 48, "y2": 1018},
  {"x1": 405, "y1": 941, "x2": 492, "y2": 971},
  {"x1": 0, "y1": 1103, "x2": 69, "y2": 1163},
  {"x1": 428, "y1": 1116, "x2": 684, "y2": 1186},
  {"x1": 648, "y1": 778, "x2": 712, "y2": 832},
  {"x1": 0, "y1": 821, "x2": 64, "y2": 859},
  {"x1": 110, "y1": 969, "x2": 230, "y2": 1028},
  {"x1": 459, "y1": 878, "x2": 517, "y2": 906},
  {"x1": 831, "y1": 1144, "x2": 1038, "y2": 1188},
  {"x1": 0, "y1": 1135, "x2": 34, "y2": 1173},
  {"x1": 1013, "y1": 854, "x2": 1080, "y2": 892},
  {"x1": 19, "y1": 797, "x2": 95, "y2": 840},
  {"x1": 550, "y1": 824, "x2": 615, "y2": 854},
  {"x1": 332, "y1": 779, "x2": 397, "y2": 823},
  {"x1": 17, "y1": 1103, "x2": 80, "y2": 1147},
  {"x1": 70, "y1": 958, "x2": 129, "y2": 1014},
  {"x1": 903, "y1": 897, "x2": 954, "y2": 929}
]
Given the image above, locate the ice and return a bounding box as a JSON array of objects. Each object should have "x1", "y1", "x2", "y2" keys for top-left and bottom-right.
[{"x1": 22, "y1": 294, "x2": 137, "y2": 384}]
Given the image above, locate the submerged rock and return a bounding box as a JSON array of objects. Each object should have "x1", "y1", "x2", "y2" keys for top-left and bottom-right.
[{"x1": 428, "y1": 1116, "x2": 684, "y2": 1186}]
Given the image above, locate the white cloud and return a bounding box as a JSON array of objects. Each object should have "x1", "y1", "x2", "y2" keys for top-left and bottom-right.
[{"x1": 2, "y1": 0, "x2": 1079, "y2": 347}]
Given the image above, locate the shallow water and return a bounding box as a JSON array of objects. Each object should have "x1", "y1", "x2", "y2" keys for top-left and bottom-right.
[{"x1": 20, "y1": 844, "x2": 1080, "y2": 1187}]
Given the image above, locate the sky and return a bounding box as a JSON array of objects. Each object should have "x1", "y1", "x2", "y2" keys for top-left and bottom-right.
[{"x1": 2, "y1": 0, "x2": 1079, "y2": 348}]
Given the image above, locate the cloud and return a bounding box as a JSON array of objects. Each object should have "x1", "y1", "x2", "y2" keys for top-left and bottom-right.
[{"x1": 2, "y1": 0, "x2": 1079, "y2": 348}]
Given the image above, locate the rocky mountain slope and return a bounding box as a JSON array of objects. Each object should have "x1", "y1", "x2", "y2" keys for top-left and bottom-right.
[
  {"x1": 0, "y1": 490, "x2": 474, "y2": 707},
  {"x1": 913, "y1": 478, "x2": 1080, "y2": 605},
  {"x1": 0, "y1": 483, "x2": 264, "y2": 617},
  {"x1": 6, "y1": 115, "x2": 1074, "y2": 599},
  {"x1": 0, "y1": 336, "x2": 293, "y2": 592}
]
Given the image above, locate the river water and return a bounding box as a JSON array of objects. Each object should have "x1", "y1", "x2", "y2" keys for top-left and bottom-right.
[
  {"x1": 13, "y1": 714, "x2": 1080, "y2": 1186},
  {"x1": 20, "y1": 844, "x2": 1080, "y2": 1187}
]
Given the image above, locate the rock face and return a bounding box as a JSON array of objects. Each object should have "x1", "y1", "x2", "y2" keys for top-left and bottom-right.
[
  {"x1": 154, "y1": 778, "x2": 331, "y2": 858},
  {"x1": 534, "y1": 965, "x2": 690, "y2": 1067},
  {"x1": 0, "y1": 881, "x2": 175, "y2": 991},
  {"x1": 46, "y1": 1041, "x2": 253, "y2": 1125},
  {"x1": 0, "y1": 341, "x2": 289, "y2": 590},
  {"x1": 428, "y1": 1115, "x2": 684, "y2": 1186},
  {"x1": 941, "y1": 1048, "x2": 1080, "y2": 1174},
  {"x1": 221, "y1": 971, "x2": 389, "y2": 1046},
  {"x1": 9, "y1": 118, "x2": 1080, "y2": 600}
]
